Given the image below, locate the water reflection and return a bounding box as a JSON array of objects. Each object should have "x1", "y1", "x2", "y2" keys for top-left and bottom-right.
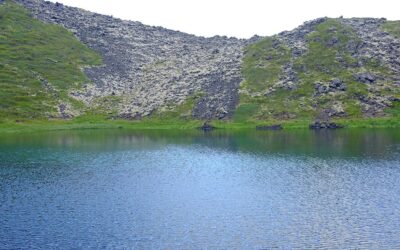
[
  {"x1": 0, "y1": 129, "x2": 399, "y2": 249},
  {"x1": 0, "y1": 128, "x2": 399, "y2": 158}
]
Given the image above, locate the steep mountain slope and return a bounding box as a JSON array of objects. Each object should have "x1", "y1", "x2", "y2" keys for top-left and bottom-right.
[
  {"x1": 238, "y1": 18, "x2": 400, "y2": 123},
  {"x1": 1, "y1": 0, "x2": 400, "y2": 125},
  {"x1": 12, "y1": 0, "x2": 247, "y2": 120}
]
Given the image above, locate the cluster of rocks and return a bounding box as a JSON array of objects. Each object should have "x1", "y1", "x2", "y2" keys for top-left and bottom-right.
[
  {"x1": 340, "y1": 18, "x2": 400, "y2": 78},
  {"x1": 273, "y1": 17, "x2": 400, "y2": 118},
  {"x1": 272, "y1": 18, "x2": 328, "y2": 90},
  {"x1": 278, "y1": 18, "x2": 328, "y2": 58},
  {"x1": 278, "y1": 62, "x2": 298, "y2": 90},
  {"x1": 321, "y1": 102, "x2": 347, "y2": 118},
  {"x1": 314, "y1": 78, "x2": 346, "y2": 96},
  {"x1": 353, "y1": 72, "x2": 377, "y2": 84},
  {"x1": 357, "y1": 94, "x2": 393, "y2": 117},
  {"x1": 14, "y1": 0, "x2": 249, "y2": 119},
  {"x1": 339, "y1": 18, "x2": 400, "y2": 116}
]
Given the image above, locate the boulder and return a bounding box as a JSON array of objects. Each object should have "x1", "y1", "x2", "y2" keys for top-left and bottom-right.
[
  {"x1": 315, "y1": 82, "x2": 330, "y2": 94},
  {"x1": 353, "y1": 72, "x2": 376, "y2": 84},
  {"x1": 330, "y1": 78, "x2": 346, "y2": 91},
  {"x1": 256, "y1": 124, "x2": 283, "y2": 131},
  {"x1": 314, "y1": 79, "x2": 346, "y2": 95}
]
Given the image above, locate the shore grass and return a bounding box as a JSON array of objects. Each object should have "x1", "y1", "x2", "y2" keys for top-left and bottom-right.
[{"x1": 0, "y1": 116, "x2": 399, "y2": 134}]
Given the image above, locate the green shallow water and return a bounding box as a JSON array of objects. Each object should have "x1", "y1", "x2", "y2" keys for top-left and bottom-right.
[{"x1": 0, "y1": 129, "x2": 400, "y2": 249}]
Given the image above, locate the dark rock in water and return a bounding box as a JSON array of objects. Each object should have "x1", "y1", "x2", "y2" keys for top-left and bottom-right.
[
  {"x1": 353, "y1": 72, "x2": 377, "y2": 84},
  {"x1": 198, "y1": 122, "x2": 215, "y2": 131},
  {"x1": 309, "y1": 121, "x2": 344, "y2": 129},
  {"x1": 256, "y1": 124, "x2": 283, "y2": 131}
]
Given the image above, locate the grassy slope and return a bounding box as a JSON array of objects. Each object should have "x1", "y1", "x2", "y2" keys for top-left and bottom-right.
[
  {"x1": 382, "y1": 21, "x2": 400, "y2": 38},
  {"x1": 236, "y1": 18, "x2": 400, "y2": 125},
  {"x1": 0, "y1": 1, "x2": 206, "y2": 132},
  {"x1": 0, "y1": 0, "x2": 101, "y2": 120}
]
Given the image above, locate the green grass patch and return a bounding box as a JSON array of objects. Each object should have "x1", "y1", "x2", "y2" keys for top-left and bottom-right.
[
  {"x1": 2, "y1": 116, "x2": 400, "y2": 134},
  {"x1": 0, "y1": 0, "x2": 101, "y2": 119},
  {"x1": 149, "y1": 92, "x2": 204, "y2": 120},
  {"x1": 233, "y1": 103, "x2": 260, "y2": 122},
  {"x1": 242, "y1": 37, "x2": 291, "y2": 92},
  {"x1": 382, "y1": 20, "x2": 400, "y2": 38}
]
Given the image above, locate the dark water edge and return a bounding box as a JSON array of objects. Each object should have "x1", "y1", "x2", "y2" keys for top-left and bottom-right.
[
  {"x1": 1, "y1": 129, "x2": 400, "y2": 249},
  {"x1": 1, "y1": 128, "x2": 400, "y2": 159}
]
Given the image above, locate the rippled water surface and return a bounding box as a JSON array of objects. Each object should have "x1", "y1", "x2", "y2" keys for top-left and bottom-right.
[{"x1": 1, "y1": 129, "x2": 400, "y2": 249}]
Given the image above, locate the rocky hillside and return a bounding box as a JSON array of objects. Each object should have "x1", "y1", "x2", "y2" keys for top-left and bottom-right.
[
  {"x1": 11, "y1": 0, "x2": 248, "y2": 120},
  {"x1": 1, "y1": 0, "x2": 400, "y2": 123},
  {"x1": 237, "y1": 17, "x2": 400, "y2": 122}
]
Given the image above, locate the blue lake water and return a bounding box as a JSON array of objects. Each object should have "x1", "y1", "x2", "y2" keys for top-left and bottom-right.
[{"x1": 1, "y1": 129, "x2": 400, "y2": 249}]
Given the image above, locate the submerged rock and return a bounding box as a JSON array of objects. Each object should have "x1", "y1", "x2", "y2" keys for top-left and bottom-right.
[
  {"x1": 198, "y1": 122, "x2": 215, "y2": 131},
  {"x1": 256, "y1": 124, "x2": 283, "y2": 131},
  {"x1": 309, "y1": 121, "x2": 344, "y2": 129}
]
